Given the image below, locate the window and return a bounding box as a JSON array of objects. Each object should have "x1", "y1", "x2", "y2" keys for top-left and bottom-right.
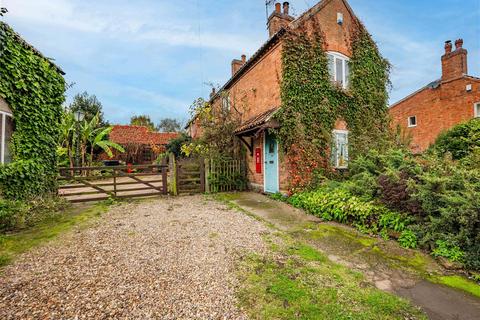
[
  {"x1": 332, "y1": 130, "x2": 349, "y2": 169},
  {"x1": 327, "y1": 52, "x2": 350, "y2": 89},
  {"x1": 475, "y1": 102, "x2": 480, "y2": 118},
  {"x1": 142, "y1": 148, "x2": 152, "y2": 162},
  {"x1": 408, "y1": 116, "x2": 417, "y2": 127},
  {"x1": 222, "y1": 94, "x2": 231, "y2": 112},
  {"x1": 0, "y1": 103, "x2": 13, "y2": 164}
]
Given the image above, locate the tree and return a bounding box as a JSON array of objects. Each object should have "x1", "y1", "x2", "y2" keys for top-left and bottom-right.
[
  {"x1": 130, "y1": 115, "x2": 156, "y2": 131},
  {"x1": 69, "y1": 91, "x2": 107, "y2": 126},
  {"x1": 157, "y1": 118, "x2": 182, "y2": 132}
]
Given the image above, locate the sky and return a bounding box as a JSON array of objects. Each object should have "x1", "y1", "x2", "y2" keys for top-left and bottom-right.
[{"x1": 1, "y1": 0, "x2": 479, "y2": 125}]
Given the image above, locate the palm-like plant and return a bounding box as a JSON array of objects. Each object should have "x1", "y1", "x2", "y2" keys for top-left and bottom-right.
[
  {"x1": 58, "y1": 111, "x2": 76, "y2": 168},
  {"x1": 88, "y1": 126, "x2": 125, "y2": 164}
]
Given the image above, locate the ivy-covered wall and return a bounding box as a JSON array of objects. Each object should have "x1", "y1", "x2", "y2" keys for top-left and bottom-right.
[
  {"x1": 0, "y1": 22, "x2": 66, "y2": 200},
  {"x1": 275, "y1": 22, "x2": 391, "y2": 191}
]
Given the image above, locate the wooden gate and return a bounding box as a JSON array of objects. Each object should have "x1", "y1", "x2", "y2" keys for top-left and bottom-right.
[
  {"x1": 175, "y1": 158, "x2": 205, "y2": 194},
  {"x1": 58, "y1": 164, "x2": 168, "y2": 203}
]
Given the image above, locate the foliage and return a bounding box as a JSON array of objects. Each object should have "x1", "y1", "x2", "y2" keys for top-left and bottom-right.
[
  {"x1": 58, "y1": 110, "x2": 124, "y2": 168},
  {"x1": 306, "y1": 141, "x2": 480, "y2": 270},
  {"x1": 288, "y1": 187, "x2": 407, "y2": 236},
  {"x1": 0, "y1": 196, "x2": 68, "y2": 232},
  {"x1": 165, "y1": 133, "x2": 191, "y2": 158},
  {"x1": 69, "y1": 91, "x2": 107, "y2": 126},
  {"x1": 130, "y1": 115, "x2": 156, "y2": 132},
  {"x1": 183, "y1": 97, "x2": 242, "y2": 159},
  {"x1": 208, "y1": 172, "x2": 247, "y2": 192},
  {"x1": 398, "y1": 229, "x2": 417, "y2": 249},
  {"x1": 429, "y1": 118, "x2": 480, "y2": 160},
  {"x1": 157, "y1": 118, "x2": 182, "y2": 132},
  {"x1": 432, "y1": 240, "x2": 465, "y2": 262},
  {"x1": 0, "y1": 22, "x2": 66, "y2": 199},
  {"x1": 275, "y1": 22, "x2": 391, "y2": 191}
]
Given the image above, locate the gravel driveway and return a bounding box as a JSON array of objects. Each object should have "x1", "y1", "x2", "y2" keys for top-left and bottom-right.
[{"x1": 0, "y1": 196, "x2": 270, "y2": 319}]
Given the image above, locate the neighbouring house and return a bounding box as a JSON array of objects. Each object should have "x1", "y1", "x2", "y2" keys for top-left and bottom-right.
[
  {"x1": 101, "y1": 125, "x2": 179, "y2": 164},
  {"x1": 187, "y1": 0, "x2": 390, "y2": 193},
  {"x1": 389, "y1": 39, "x2": 480, "y2": 153}
]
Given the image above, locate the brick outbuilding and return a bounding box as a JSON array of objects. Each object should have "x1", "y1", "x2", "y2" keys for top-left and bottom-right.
[{"x1": 389, "y1": 39, "x2": 480, "y2": 153}]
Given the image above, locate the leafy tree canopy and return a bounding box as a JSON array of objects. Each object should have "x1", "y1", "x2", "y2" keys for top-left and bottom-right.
[
  {"x1": 130, "y1": 115, "x2": 156, "y2": 131},
  {"x1": 69, "y1": 91, "x2": 107, "y2": 126},
  {"x1": 157, "y1": 118, "x2": 182, "y2": 132}
]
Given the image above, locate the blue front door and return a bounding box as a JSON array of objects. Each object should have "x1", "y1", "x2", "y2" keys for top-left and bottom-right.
[{"x1": 264, "y1": 131, "x2": 279, "y2": 193}]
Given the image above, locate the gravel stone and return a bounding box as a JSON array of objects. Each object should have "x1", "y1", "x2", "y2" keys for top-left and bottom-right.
[{"x1": 0, "y1": 196, "x2": 270, "y2": 319}]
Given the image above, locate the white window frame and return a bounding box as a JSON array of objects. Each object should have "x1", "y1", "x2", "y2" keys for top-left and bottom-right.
[
  {"x1": 408, "y1": 116, "x2": 417, "y2": 128},
  {"x1": 327, "y1": 51, "x2": 350, "y2": 89},
  {"x1": 475, "y1": 102, "x2": 480, "y2": 118},
  {"x1": 0, "y1": 111, "x2": 13, "y2": 164},
  {"x1": 222, "y1": 94, "x2": 231, "y2": 112},
  {"x1": 332, "y1": 129, "x2": 349, "y2": 169}
]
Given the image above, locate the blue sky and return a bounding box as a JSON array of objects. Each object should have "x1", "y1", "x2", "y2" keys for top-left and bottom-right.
[{"x1": 1, "y1": 0, "x2": 479, "y2": 125}]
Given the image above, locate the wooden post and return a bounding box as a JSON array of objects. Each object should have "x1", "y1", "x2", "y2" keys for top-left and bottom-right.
[
  {"x1": 200, "y1": 158, "x2": 206, "y2": 193},
  {"x1": 113, "y1": 168, "x2": 117, "y2": 197},
  {"x1": 204, "y1": 159, "x2": 210, "y2": 193}
]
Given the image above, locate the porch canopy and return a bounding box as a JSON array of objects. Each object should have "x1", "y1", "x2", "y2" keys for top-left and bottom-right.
[{"x1": 234, "y1": 107, "x2": 280, "y2": 155}]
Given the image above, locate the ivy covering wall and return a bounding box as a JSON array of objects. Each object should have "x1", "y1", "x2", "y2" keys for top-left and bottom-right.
[
  {"x1": 275, "y1": 22, "x2": 391, "y2": 191},
  {"x1": 0, "y1": 22, "x2": 66, "y2": 199}
]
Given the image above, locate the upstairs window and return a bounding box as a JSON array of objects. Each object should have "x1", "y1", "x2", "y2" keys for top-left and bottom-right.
[
  {"x1": 475, "y1": 102, "x2": 480, "y2": 118},
  {"x1": 222, "y1": 94, "x2": 231, "y2": 112},
  {"x1": 331, "y1": 130, "x2": 349, "y2": 169},
  {"x1": 327, "y1": 52, "x2": 350, "y2": 89},
  {"x1": 408, "y1": 116, "x2": 417, "y2": 127}
]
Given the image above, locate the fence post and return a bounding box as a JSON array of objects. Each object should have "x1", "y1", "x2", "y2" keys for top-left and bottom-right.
[
  {"x1": 113, "y1": 168, "x2": 117, "y2": 197},
  {"x1": 204, "y1": 159, "x2": 210, "y2": 193},
  {"x1": 169, "y1": 153, "x2": 178, "y2": 196},
  {"x1": 199, "y1": 158, "x2": 206, "y2": 193},
  {"x1": 161, "y1": 157, "x2": 168, "y2": 195}
]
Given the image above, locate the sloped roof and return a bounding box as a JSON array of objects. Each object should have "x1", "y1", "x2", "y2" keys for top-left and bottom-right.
[
  {"x1": 109, "y1": 125, "x2": 179, "y2": 145},
  {"x1": 234, "y1": 107, "x2": 279, "y2": 134},
  {"x1": 0, "y1": 22, "x2": 65, "y2": 75}
]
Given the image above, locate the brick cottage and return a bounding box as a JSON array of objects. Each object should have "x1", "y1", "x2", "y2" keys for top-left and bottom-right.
[
  {"x1": 390, "y1": 39, "x2": 480, "y2": 153},
  {"x1": 187, "y1": 0, "x2": 383, "y2": 193}
]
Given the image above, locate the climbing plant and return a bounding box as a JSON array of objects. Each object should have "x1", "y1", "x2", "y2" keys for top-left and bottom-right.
[
  {"x1": 275, "y1": 22, "x2": 391, "y2": 191},
  {"x1": 0, "y1": 22, "x2": 66, "y2": 200}
]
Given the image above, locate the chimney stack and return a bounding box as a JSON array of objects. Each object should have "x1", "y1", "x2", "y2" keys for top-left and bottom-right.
[
  {"x1": 441, "y1": 39, "x2": 468, "y2": 82},
  {"x1": 210, "y1": 87, "x2": 216, "y2": 99},
  {"x1": 267, "y1": 2, "x2": 294, "y2": 37},
  {"x1": 283, "y1": 2, "x2": 290, "y2": 15},
  {"x1": 231, "y1": 54, "x2": 247, "y2": 76}
]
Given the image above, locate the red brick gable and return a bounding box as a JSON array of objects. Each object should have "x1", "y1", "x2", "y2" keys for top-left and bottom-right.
[{"x1": 109, "y1": 125, "x2": 179, "y2": 146}]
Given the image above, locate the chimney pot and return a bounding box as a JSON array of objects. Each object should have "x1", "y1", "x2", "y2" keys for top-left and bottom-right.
[
  {"x1": 283, "y1": 2, "x2": 290, "y2": 15},
  {"x1": 444, "y1": 40, "x2": 452, "y2": 54},
  {"x1": 455, "y1": 39, "x2": 463, "y2": 50},
  {"x1": 241, "y1": 54, "x2": 246, "y2": 63},
  {"x1": 275, "y1": 3, "x2": 281, "y2": 13}
]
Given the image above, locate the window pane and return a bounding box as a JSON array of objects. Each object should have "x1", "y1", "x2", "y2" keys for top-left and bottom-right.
[
  {"x1": 345, "y1": 60, "x2": 350, "y2": 88},
  {"x1": 328, "y1": 54, "x2": 335, "y2": 81},
  {"x1": 336, "y1": 58, "x2": 343, "y2": 86},
  {"x1": 4, "y1": 115, "x2": 13, "y2": 163}
]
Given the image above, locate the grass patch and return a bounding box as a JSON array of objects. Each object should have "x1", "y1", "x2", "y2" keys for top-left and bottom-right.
[
  {"x1": 238, "y1": 237, "x2": 427, "y2": 320},
  {"x1": 0, "y1": 202, "x2": 110, "y2": 268},
  {"x1": 430, "y1": 275, "x2": 480, "y2": 298}
]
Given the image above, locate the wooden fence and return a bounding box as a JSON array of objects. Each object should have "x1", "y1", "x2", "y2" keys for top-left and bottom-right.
[
  {"x1": 205, "y1": 159, "x2": 246, "y2": 193},
  {"x1": 58, "y1": 164, "x2": 168, "y2": 203}
]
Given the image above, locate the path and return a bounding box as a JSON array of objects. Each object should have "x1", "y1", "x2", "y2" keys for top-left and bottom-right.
[
  {"x1": 230, "y1": 192, "x2": 480, "y2": 320},
  {"x1": 0, "y1": 196, "x2": 270, "y2": 319}
]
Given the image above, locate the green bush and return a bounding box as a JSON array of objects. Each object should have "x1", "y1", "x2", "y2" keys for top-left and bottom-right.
[
  {"x1": 0, "y1": 196, "x2": 68, "y2": 232},
  {"x1": 429, "y1": 118, "x2": 480, "y2": 160},
  {"x1": 398, "y1": 229, "x2": 417, "y2": 249},
  {"x1": 432, "y1": 240, "x2": 465, "y2": 263},
  {"x1": 288, "y1": 187, "x2": 408, "y2": 235}
]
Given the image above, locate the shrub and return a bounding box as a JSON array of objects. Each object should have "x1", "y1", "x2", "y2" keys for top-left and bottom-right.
[
  {"x1": 429, "y1": 118, "x2": 480, "y2": 160},
  {"x1": 432, "y1": 240, "x2": 465, "y2": 263},
  {"x1": 398, "y1": 229, "x2": 417, "y2": 249},
  {"x1": 0, "y1": 196, "x2": 68, "y2": 232}
]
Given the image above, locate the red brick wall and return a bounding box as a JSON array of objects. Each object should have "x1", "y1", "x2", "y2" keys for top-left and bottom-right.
[{"x1": 389, "y1": 77, "x2": 480, "y2": 153}]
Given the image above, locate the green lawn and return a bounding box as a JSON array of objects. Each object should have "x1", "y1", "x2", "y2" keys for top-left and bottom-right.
[
  {"x1": 0, "y1": 202, "x2": 110, "y2": 268},
  {"x1": 238, "y1": 236, "x2": 427, "y2": 319}
]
